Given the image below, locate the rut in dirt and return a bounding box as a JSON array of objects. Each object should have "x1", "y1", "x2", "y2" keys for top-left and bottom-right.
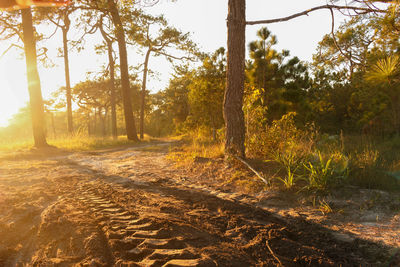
[{"x1": 0, "y1": 143, "x2": 395, "y2": 266}]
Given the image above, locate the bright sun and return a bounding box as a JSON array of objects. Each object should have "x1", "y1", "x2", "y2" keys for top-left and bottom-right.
[{"x1": 0, "y1": 53, "x2": 29, "y2": 127}]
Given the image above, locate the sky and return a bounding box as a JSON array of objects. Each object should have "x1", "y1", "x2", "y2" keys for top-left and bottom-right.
[{"x1": 0, "y1": 0, "x2": 347, "y2": 127}]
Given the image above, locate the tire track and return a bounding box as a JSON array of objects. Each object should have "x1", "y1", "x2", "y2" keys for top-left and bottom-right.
[{"x1": 75, "y1": 183, "x2": 212, "y2": 267}]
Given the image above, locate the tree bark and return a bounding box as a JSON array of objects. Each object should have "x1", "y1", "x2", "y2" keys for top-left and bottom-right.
[
  {"x1": 87, "y1": 112, "x2": 91, "y2": 136},
  {"x1": 224, "y1": 0, "x2": 246, "y2": 157},
  {"x1": 108, "y1": 49, "x2": 117, "y2": 139},
  {"x1": 140, "y1": 48, "x2": 151, "y2": 139},
  {"x1": 21, "y1": 8, "x2": 48, "y2": 148},
  {"x1": 102, "y1": 107, "x2": 107, "y2": 137},
  {"x1": 62, "y1": 14, "x2": 73, "y2": 134},
  {"x1": 99, "y1": 22, "x2": 118, "y2": 139},
  {"x1": 94, "y1": 108, "x2": 97, "y2": 135},
  {"x1": 51, "y1": 112, "x2": 56, "y2": 138},
  {"x1": 107, "y1": 0, "x2": 138, "y2": 141}
]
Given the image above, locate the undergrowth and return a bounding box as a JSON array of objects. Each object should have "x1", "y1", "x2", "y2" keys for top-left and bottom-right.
[
  {"x1": 246, "y1": 113, "x2": 400, "y2": 192},
  {"x1": 167, "y1": 128, "x2": 224, "y2": 168},
  {"x1": 169, "y1": 113, "x2": 400, "y2": 193}
]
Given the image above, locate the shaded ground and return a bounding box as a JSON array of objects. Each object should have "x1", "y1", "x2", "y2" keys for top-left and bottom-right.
[{"x1": 0, "y1": 142, "x2": 398, "y2": 266}]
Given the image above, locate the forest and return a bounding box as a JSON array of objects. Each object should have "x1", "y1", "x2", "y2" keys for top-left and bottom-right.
[
  {"x1": 1, "y1": 0, "x2": 400, "y2": 191},
  {"x1": 0, "y1": 0, "x2": 400, "y2": 266}
]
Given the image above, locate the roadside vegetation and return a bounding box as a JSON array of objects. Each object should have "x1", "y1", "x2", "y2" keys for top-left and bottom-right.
[
  {"x1": 164, "y1": 16, "x2": 400, "y2": 196},
  {"x1": 168, "y1": 118, "x2": 400, "y2": 194}
]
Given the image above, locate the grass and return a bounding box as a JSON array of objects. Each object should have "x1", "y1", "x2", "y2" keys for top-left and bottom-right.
[
  {"x1": 318, "y1": 199, "x2": 334, "y2": 215},
  {"x1": 245, "y1": 113, "x2": 400, "y2": 192},
  {"x1": 167, "y1": 124, "x2": 400, "y2": 194},
  {"x1": 164, "y1": 113, "x2": 400, "y2": 194},
  {"x1": 167, "y1": 130, "x2": 225, "y2": 168},
  {"x1": 301, "y1": 151, "x2": 348, "y2": 191},
  {"x1": 0, "y1": 139, "x2": 33, "y2": 152},
  {"x1": 0, "y1": 134, "x2": 154, "y2": 153},
  {"x1": 273, "y1": 150, "x2": 300, "y2": 190},
  {"x1": 49, "y1": 135, "x2": 140, "y2": 151},
  {"x1": 166, "y1": 131, "x2": 269, "y2": 193}
]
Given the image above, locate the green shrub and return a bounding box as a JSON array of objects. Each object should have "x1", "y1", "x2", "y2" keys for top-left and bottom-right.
[
  {"x1": 301, "y1": 151, "x2": 349, "y2": 191},
  {"x1": 247, "y1": 112, "x2": 316, "y2": 160},
  {"x1": 273, "y1": 150, "x2": 303, "y2": 189}
]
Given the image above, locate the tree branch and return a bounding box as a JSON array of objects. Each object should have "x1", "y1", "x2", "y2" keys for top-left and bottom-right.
[
  {"x1": 329, "y1": 8, "x2": 353, "y2": 66},
  {"x1": 46, "y1": 14, "x2": 62, "y2": 28},
  {"x1": 246, "y1": 4, "x2": 387, "y2": 25},
  {"x1": 154, "y1": 50, "x2": 195, "y2": 61},
  {"x1": 0, "y1": 43, "x2": 23, "y2": 59}
]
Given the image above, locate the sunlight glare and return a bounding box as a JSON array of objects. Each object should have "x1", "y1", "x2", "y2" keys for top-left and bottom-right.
[{"x1": 0, "y1": 55, "x2": 29, "y2": 127}]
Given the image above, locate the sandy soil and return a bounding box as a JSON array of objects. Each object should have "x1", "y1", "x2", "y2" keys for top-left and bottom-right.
[{"x1": 0, "y1": 142, "x2": 399, "y2": 266}]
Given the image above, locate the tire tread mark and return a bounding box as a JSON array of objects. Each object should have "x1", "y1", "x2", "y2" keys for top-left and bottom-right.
[{"x1": 75, "y1": 183, "x2": 207, "y2": 266}]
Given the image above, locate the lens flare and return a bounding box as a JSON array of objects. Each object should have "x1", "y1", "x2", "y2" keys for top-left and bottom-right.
[{"x1": 0, "y1": 0, "x2": 70, "y2": 10}]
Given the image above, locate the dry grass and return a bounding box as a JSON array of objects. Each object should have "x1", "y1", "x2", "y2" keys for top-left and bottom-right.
[
  {"x1": 167, "y1": 140, "x2": 224, "y2": 168},
  {"x1": 0, "y1": 134, "x2": 154, "y2": 152},
  {"x1": 167, "y1": 129, "x2": 225, "y2": 168}
]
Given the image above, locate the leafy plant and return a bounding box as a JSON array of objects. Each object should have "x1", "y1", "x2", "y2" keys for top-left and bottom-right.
[
  {"x1": 274, "y1": 150, "x2": 302, "y2": 189},
  {"x1": 366, "y1": 55, "x2": 400, "y2": 84},
  {"x1": 318, "y1": 200, "x2": 333, "y2": 215},
  {"x1": 302, "y1": 151, "x2": 348, "y2": 191}
]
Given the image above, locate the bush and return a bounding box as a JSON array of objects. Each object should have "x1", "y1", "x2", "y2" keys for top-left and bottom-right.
[
  {"x1": 247, "y1": 112, "x2": 316, "y2": 160},
  {"x1": 302, "y1": 151, "x2": 348, "y2": 191},
  {"x1": 246, "y1": 111, "x2": 400, "y2": 192},
  {"x1": 348, "y1": 147, "x2": 400, "y2": 190}
]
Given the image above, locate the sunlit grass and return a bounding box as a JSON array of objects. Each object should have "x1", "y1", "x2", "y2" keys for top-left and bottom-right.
[
  {"x1": 167, "y1": 129, "x2": 225, "y2": 168},
  {"x1": 0, "y1": 139, "x2": 33, "y2": 152},
  {"x1": 49, "y1": 135, "x2": 139, "y2": 151},
  {"x1": 168, "y1": 141, "x2": 224, "y2": 167},
  {"x1": 0, "y1": 134, "x2": 154, "y2": 152}
]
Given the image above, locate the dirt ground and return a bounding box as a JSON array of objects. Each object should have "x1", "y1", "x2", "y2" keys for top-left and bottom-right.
[{"x1": 0, "y1": 142, "x2": 399, "y2": 266}]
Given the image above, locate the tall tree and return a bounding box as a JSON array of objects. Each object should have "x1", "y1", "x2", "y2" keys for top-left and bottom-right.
[
  {"x1": 75, "y1": 0, "x2": 145, "y2": 140},
  {"x1": 98, "y1": 14, "x2": 118, "y2": 139},
  {"x1": 224, "y1": 0, "x2": 246, "y2": 157},
  {"x1": 72, "y1": 78, "x2": 115, "y2": 136},
  {"x1": 107, "y1": 0, "x2": 138, "y2": 141},
  {"x1": 247, "y1": 27, "x2": 278, "y2": 91},
  {"x1": 128, "y1": 14, "x2": 197, "y2": 139},
  {"x1": 21, "y1": 8, "x2": 48, "y2": 147},
  {"x1": 44, "y1": 5, "x2": 75, "y2": 133},
  {"x1": 1, "y1": 1, "x2": 70, "y2": 147}
]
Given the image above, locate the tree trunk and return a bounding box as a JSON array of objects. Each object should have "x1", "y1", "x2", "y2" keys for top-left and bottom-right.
[
  {"x1": 21, "y1": 8, "x2": 48, "y2": 148},
  {"x1": 224, "y1": 0, "x2": 246, "y2": 157},
  {"x1": 102, "y1": 107, "x2": 107, "y2": 137},
  {"x1": 62, "y1": 14, "x2": 73, "y2": 134},
  {"x1": 391, "y1": 94, "x2": 400, "y2": 136},
  {"x1": 107, "y1": 0, "x2": 138, "y2": 141},
  {"x1": 87, "y1": 112, "x2": 91, "y2": 136},
  {"x1": 99, "y1": 20, "x2": 118, "y2": 139},
  {"x1": 51, "y1": 112, "x2": 56, "y2": 138},
  {"x1": 94, "y1": 108, "x2": 97, "y2": 135},
  {"x1": 108, "y1": 45, "x2": 117, "y2": 139},
  {"x1": 140, "y1": 48, "x2": 151, "y2": 139}
]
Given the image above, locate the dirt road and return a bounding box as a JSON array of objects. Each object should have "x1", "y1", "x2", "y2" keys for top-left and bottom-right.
[{"x1": 0, "y1": 142, "x2": 397, "y2": 266}]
